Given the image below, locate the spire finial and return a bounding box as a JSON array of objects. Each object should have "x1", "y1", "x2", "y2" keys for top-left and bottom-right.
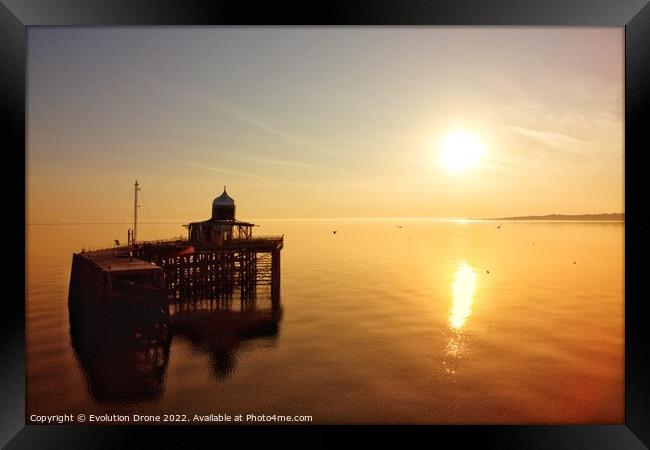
[{"x1": 224, "y1": 184, "x2": 227, "y2": 193}]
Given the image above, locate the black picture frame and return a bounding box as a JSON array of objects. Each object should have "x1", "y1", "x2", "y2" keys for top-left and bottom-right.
[{"x1": 3, "y1": 0, "x2": 648, "y2": 448}]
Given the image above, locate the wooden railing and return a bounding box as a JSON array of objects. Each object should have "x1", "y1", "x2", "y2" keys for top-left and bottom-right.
[{"x1": 79, "y1": 234, "x2": 284, "y2": 256}]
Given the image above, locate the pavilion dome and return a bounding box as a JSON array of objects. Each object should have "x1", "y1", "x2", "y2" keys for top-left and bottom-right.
[
  {"x1": 212, "y1": 186, "x2": 236, "y2": 220},
  {"x1": 213, "y1": 186, "x2": 235, "y2": 207}
]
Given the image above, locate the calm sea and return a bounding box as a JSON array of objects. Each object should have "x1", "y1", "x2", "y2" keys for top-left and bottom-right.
[{"x1": 26, "y1": 219, "x2": 624, "y2": 424}]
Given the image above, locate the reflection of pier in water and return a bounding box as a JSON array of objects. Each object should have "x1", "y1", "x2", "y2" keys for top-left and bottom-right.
[
  {"x1": 172, "y1": 300, "x2": 282, "y2": 379},
  {"x1": 69, "y1": 289, "x2": 282, "y2": 401},
  {"x1": 69, "y1": 302, "x2": 172, "y2": 402}
]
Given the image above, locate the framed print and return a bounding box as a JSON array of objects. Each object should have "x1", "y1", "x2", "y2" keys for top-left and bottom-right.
[{"x1": 3, "y1": 0, "x2": 649, "y2": 448}]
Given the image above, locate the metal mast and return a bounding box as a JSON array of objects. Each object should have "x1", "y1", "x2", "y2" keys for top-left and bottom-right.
[{"x1": 133, "y1": 180, "x2": 140, "y2": 244}]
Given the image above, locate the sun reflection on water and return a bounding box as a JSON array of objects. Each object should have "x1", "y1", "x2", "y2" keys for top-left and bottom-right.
[
  {"x1": 449, "y1": 262, "x2": 477, "y2": 330},
  {"x1": 444, "y1": 262, "x2": 477, "y2": 372}
]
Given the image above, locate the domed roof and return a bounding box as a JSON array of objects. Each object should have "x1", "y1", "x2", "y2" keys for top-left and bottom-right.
[{"x1": 213, "y1": 186, "x2": 235, "y2": 207}]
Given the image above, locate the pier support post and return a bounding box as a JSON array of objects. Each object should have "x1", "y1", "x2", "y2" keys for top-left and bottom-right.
[{"x1": 271, "y1": 249, "x2": 281, "y2": 307}]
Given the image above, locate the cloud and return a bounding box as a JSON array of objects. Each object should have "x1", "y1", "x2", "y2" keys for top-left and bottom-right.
[
  {"x1": 219, "y1": 107, "x2": 320, "y2": 151},
  {"x1": 507, "y1": 126, "x2": 597, "y2": 155},
  {"x1": 244, "y1": 155, "x2": 345, "y2": 174},
  {"x1": 186, "y1": 161, "x2": 310, "y2": 187},
  {"x1": 137, "y1": 75, "x2": 354, "y2": 161}
]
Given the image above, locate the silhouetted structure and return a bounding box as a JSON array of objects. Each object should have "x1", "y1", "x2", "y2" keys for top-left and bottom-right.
[
  {"x1": 186, "y1": 187, "x2": 254, "y2": 243},
  {"x1": 136, "y1": 187, "x2": 283, "y2": 306},
  {"x1": 67, "y1": 184, "x2": 285, "y2": 397},
  {"x1": 69, "y1": 186, "x2": 283, "y2": 312}
]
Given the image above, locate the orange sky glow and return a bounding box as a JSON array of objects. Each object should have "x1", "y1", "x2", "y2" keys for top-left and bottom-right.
[{"x1": 27, "y1": 27, "x2": 623, "y2": 223}]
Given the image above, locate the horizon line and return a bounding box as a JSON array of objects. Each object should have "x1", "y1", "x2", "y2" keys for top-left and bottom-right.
[{"x1": 26, "y1": 213, "x2": 625, "y2": 226}]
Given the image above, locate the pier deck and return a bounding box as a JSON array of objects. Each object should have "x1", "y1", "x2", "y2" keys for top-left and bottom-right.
[
  {"x1": 82, "y1": 252, "x2": 161, "y2": 274},
  {"x1": 72, "y1": 234, "x2": 283, "y2": 307}
]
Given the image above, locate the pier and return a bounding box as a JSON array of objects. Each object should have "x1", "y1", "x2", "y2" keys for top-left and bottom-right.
[
  {"x1": 68, "y1": 184, "x2": 284, "y2": 318},
  {"x1": 67, "y1": 183, "x2": 284, "y2": 401}
]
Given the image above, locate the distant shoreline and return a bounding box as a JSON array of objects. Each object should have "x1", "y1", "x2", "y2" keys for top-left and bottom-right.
[{"x1": 483, "y1": 213, "x2": 624, "y2": 221}]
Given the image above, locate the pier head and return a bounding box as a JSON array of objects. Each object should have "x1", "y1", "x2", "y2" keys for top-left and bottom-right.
[
  {"x1": 69, "y1": 186, "x2": 283, "y2": 318},
  {"x1": 137, "y1": 187, "x2": 283, "y2": 309}
]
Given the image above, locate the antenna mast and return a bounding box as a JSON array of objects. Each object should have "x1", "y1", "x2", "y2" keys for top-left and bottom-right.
[{"x1": 133, "y1": 180, "x2": 140, "y2": 244}]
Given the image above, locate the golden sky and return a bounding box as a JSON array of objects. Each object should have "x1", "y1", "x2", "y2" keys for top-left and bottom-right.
[{"x1": 27, "y1": 27, "x2": 623, "y2": 222}]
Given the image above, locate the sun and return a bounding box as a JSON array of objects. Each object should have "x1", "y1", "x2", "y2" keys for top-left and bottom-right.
[{"x1": 439, "y1": 131, "x2": 486, "y2": 174}]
